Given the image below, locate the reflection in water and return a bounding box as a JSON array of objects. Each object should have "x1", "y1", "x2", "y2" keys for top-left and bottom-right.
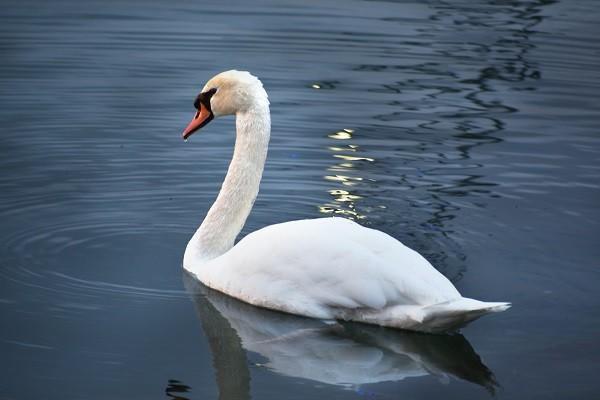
[
  {"x1": 369, "y1": 0, "x2": 551, "y2": 205},
  {"x1": 184, "y1": 274, "x2": 498, "y2": 399},
  {"x1": 320, "y1": 128, "x2": 371, "y2": 220},
  {"x1": 165, "y1": 379, "x2": 191, "y2": 400},
  {"x1": 310, "y1": 81, "x2": 339, "y2": 90}
]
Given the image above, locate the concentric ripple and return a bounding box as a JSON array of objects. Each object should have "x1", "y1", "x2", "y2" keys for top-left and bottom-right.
[{"x1": 1, "y1": 218, "x2": 189, "y2": 302}]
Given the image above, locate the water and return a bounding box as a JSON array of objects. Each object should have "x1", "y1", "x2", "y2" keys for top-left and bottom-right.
[{"x1": 1, "y1": 0, "x2": 599, "y2": 398}]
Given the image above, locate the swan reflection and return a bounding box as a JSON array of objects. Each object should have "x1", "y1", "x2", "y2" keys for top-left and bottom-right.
[{"x1": 184, "y1": 274, "x2": 497, "y2": 397}]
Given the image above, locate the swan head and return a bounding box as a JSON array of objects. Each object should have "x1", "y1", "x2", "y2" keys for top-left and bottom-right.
[{"x1": 182, "y1": 70, "x2": 269, "y2": 140}]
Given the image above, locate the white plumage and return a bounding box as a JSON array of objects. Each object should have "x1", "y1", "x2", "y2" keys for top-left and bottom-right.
[{"x1": 182, "y1": 70, "x2": 509, "y2": 333}]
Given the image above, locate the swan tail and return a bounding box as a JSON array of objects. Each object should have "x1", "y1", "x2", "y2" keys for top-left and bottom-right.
[{"x1": 412, "y1": 298, "x2": 511, "y2": 333}]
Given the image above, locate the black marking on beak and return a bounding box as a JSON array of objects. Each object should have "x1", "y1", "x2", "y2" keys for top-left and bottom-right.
[{"x1": 194, "y1": 87, "x2": 217, "y2": 111}]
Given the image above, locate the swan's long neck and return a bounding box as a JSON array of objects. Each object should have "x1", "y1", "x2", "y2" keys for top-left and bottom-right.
[{"x1": 186, "y1": 102, "x2": 270, "y2": 264}]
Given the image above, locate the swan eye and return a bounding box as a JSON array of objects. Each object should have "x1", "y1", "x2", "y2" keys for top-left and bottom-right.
[{"x1": 194, "y1": 88, "x2": 218, "y2": 110}]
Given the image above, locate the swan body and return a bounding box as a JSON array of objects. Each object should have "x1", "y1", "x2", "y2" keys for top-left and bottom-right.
[{"x1": 181, "y1": 70, "x2": 509, "y2": 333}]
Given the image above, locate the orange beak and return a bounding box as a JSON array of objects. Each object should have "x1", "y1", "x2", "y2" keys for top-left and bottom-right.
[{"x1": 182, "y1": 105, "x2": 214, "y2": 140}]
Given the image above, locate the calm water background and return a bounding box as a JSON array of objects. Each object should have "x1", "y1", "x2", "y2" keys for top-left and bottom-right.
[{"x1": 1, "y1": 0, "x2": 599, "y2": 398}]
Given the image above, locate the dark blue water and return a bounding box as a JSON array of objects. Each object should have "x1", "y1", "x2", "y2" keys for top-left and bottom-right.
[{"x1": 1, "y1": 0, "x2": 599, "y2": 398}]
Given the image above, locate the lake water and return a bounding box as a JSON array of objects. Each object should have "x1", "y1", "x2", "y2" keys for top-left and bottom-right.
[{"x1": 1, "y1": 0, "x2": 599, "y2": 398}]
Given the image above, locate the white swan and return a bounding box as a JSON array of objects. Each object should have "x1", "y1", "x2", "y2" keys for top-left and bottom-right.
[{"x1": 181, "y1": 70, "x2": 510, "y2": 333}]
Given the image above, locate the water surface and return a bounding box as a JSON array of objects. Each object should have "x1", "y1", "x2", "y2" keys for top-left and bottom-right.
[{"x1": 1, "y1": 0, "x2": 599, "y2": 399}]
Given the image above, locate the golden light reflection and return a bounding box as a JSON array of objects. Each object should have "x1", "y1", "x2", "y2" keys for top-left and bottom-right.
[
  {"x1": 318, "y1": 205, "x2": 367, "y2": 219},
  {"x1": 327, "y1": 189, "x2": 362, "y2": 202},
  {"x1": 324, "y1": 175, "x2": 363, "y2": 185},
  {"x1": 328, "y1": 146, "x2": 356, "y2": 152},
  {"x1": 328, "y1": 128, "x2": 354, "y2": 140},
  {"x1": 333, "y1": 154, "x2": 374, "y2": 162},
  {"x1": 318, "y1": 128, "x2": 373, "y2": 220},
  {"x1": 311, "y1": 84, "x2": 321, "y2": 89}
]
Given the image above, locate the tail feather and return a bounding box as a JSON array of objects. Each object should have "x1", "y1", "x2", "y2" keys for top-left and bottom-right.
[
  {"x1": 336, "y1": 297, "x2": 510, "y2": 333},
  {"x1": 415, "y1": 298, "x2": 511, "y2": 333}
]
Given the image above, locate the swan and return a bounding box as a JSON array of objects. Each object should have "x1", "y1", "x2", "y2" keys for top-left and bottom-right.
[{"x1": 181, "y1": 70, "x2": 510, "y2": 333}]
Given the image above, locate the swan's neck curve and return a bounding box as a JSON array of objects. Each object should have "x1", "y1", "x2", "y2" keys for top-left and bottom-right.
[{"x1": 185, "y1": 103, "x2": 270, "y2": 265}]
